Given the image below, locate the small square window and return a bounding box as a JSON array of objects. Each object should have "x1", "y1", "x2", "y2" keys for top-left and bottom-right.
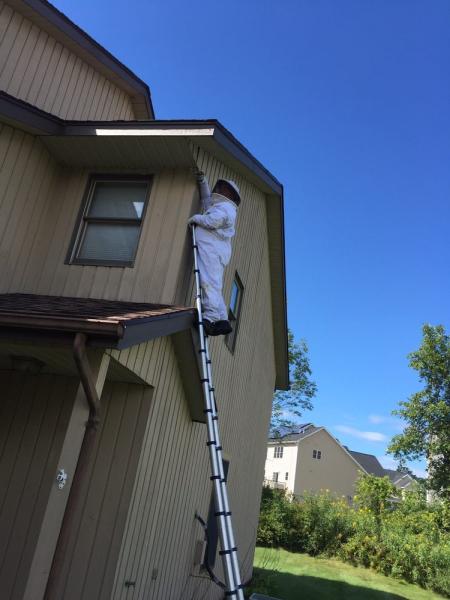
[
  {"x1": 68, "y1": 175, "x2": 151, "y2": 266},
  {"x1": 285, "y1": 472, "x2": 289, "y2": 481},
  {"x1": 225, "y1": 273, "x2": 243, "y2": 352}
]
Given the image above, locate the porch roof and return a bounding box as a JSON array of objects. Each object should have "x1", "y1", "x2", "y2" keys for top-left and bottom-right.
[{"x1": 0, "y1": 293, "x2": 195, "y2": 350}]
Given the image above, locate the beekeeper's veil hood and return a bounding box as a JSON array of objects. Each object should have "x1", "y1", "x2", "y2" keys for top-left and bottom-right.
[{"x1": 215, "y1": 179, "x2": 241, "y2": 205}]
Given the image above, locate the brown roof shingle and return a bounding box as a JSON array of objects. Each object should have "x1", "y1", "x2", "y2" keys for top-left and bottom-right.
[{"x1": 0, "y1": 293, "x2": 195, "y2": 349}]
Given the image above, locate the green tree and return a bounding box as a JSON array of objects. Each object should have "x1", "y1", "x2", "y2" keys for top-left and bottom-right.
[
  {"x1": 388, "y1": 324, "x2": 450, "y2": 500},
  {"x1": 355, "y1": 473, "x2": 398, "y2": 538},
  {"x1": 270, "y1": 330, "x2": 317, "y2": 437}
]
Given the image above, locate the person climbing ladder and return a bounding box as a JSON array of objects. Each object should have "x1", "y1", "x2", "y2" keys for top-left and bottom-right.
[{"x1": 188, "y1": 170, "x2": 241, "y2": 336}]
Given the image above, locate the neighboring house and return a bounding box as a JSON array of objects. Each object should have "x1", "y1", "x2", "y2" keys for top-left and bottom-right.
[
  {"x1": 346, "y1": 450, "x2": 419, "y2": 493},
  {"x1": 264, "y1": 424, "x2": 368, "y2": 501},
  {"x1": 0, "y1": 2, "x2": 288, "y2": 600},
  {"x1": 265, "y1": 425, "x2": 418, "y2": 502},
  {"x1": 383, "y1": 469, "x2": 419, "y2": 493}
]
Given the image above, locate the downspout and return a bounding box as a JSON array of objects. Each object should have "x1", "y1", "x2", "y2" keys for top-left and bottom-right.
[{"x1": 44, "y1": 333, "x2": 101, "y2": 600}]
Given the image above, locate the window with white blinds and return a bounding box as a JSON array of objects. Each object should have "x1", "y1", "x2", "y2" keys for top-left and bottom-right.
[{"x1": 69, "y1": 176, "x2": 151, "y2": 266}]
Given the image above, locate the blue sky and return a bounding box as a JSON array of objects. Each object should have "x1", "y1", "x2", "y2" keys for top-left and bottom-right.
[{"x1": 53, "y1": 0, "x2": 449, "y2": 477}]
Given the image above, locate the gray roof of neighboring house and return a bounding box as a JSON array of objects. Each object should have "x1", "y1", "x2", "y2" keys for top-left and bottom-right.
[
  {"x1": 383, "y1": 469, "x2": 416, "y2": 486},
  {"x1": 346, "y1": 449, "x2": 385, "y2": 476},
  {"x1": 269, "y1": 423, "x2": 319, "y2": 442}
]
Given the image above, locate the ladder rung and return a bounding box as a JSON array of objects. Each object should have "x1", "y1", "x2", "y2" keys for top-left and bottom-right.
[{"x1": 219, "y1": 547, "x2": 238, "y2": 556}]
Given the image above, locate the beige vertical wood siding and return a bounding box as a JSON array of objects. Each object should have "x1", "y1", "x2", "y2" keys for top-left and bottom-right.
[
  {"x1": 50, "y1": 381, "x2": 153, "y2": 600},
  {"x1": 0, "y1": 127, "x2": 197, "y2": 301},
  {"x1": 0, "y1": 371, "x2": 78, "y2": 600},
  {"x1": 110, "y1": 148, "x2": 276, "y2": 599},
  {"x1": 0, "y1": 120, "x2": 278, "y2": 598},
  {"x1": 0, "y1": 2, "x2": 135, "y2": 119}
]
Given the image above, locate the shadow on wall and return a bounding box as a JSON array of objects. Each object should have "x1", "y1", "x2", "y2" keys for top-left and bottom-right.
[{"x1": 248, "y1": 568, "x2": 411, "y2": 600}]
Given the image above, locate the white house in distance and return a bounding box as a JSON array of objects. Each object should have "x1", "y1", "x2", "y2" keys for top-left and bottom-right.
[{"x1": 264, "y1": 423, "x2": 417, "y2": 501}]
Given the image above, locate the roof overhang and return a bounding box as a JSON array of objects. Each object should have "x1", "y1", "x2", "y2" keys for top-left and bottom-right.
[
  {"x1": 0, "y1": 92, "x2": 289, "y2": 389},
  {"x1": 0, "y1": 294, "x2": 196, "y2": 350},
  {"x1": 7, "y1": 0, "x2": 154, "y2": 119}
]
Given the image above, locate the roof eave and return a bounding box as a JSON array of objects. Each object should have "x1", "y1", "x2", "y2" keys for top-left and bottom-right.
[{"x1": 0, "y1": 310, "x2": 195, "y2": 350}]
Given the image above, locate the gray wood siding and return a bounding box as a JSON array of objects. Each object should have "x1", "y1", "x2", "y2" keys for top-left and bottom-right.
[
  {"x1": 51, "y1": 382, "x2": 153, "y2": 600},
  {"x1": 110, "y1": 149, "x2": 276, "y2": 599},
  {"x1": 0, "y1": 2, "x2": 135, "y2": 119},
  {"x1": 0, "y1": 371, "x2": 78, "y2": 600}
]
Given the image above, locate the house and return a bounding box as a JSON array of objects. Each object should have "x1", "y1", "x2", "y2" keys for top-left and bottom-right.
[
  {"x1": 264, "y1": 425, "x2": 418, "y2": 502},
  {"x1": 0, "y1": 2, "x2": 288, "y2": 599},
  {"x1": 383, "y1": 469, "x2": 418, "y2": 492},
  {"x1": 264, "y1": 424, "x2": 369, "y2": 501},
  {"x1": 345, "y1": 450, "x2": 419, "y2": 492}
]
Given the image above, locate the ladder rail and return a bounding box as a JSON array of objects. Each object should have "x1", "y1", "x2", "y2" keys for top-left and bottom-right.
[
  {"x1": 204, "y1": 348, "x2": 243, "y2": 592},
  {"x1": 191, "y1": 226, "x2": 244, "y2": 600}
]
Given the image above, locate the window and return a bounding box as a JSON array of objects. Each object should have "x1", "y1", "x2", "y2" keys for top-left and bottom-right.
[
  {"x1": 312, "y1": 449, "x2": 322, "y2": 459},
  {"x1": 274, "y1": 446, "x2": 283, "y2": 458},
  {"x1": 285, "y1": 472, "x2": 289, "y2": 481},
  {"x1": 68, "y1": 175, "x2": 151, "y2": 266},
  {"x1": 272, "y1": 472, "x2": 279, "y2": 482},
  {"x1": 312, "y1": 449, "x2": 317, "y2": 459},
  {"x1": 225, "y1": 273, "x2": 244, "y2": 352},
  {"x1": 205, "y1": 459, "x2": 230, "y2": 568}
]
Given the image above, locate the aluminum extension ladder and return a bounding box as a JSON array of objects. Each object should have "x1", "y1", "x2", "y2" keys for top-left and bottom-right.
[{"x1": 191, "y1": 225, "x2": 245, "y2": 600}]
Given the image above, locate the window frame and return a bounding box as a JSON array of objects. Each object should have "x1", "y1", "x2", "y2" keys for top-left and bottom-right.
[
  {"x1": 66, "y1": 173, "x2": 152, "y2": 267},
  {"x1": 274, "y1": 445, "x2": 283, "y2": 459},
  {"x1": 225, "y1": 272, "x2": 244, "y2": 353},
  {"x1": 273, "y1": 472, "x2": 279, "y2": 482},
  {"x1": 285, "y1": 472, "x2": 289, "y2": 481}
]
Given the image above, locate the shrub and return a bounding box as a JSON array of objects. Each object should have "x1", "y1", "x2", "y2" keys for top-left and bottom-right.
[{"x1": 257, "y1": 482, "x2": 450, "y2": 597}]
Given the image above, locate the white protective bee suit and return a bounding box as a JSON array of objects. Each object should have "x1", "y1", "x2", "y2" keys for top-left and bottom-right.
[{"x1": 188, "y1": 176, "x2": 237, "y2": 322}]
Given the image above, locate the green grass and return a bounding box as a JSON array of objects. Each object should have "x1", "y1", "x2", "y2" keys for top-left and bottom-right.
[{"x1": 248, "y1": 547, "x2": 446, "y2": 600}]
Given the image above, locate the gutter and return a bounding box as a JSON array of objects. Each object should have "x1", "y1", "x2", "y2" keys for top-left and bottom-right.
[{"x1": 44, "y1": 333, "x2": 101, "y2": 599}]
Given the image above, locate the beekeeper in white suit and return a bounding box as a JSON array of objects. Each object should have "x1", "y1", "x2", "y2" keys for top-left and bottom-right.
[{"x1": 188, "y1": 170, "x2": 240, "y2": 336}]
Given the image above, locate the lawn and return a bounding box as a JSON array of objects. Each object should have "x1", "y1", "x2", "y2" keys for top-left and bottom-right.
[{"x1": 248, "y1": 547, "x2": 447, "y2": 600}]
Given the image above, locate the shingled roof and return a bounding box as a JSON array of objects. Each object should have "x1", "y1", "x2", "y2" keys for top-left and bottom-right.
[
  {"x1": 0, "y1": 293, "x2": 195, "y2": 349},
  {"x1": 347, "y1": 449, "x2": 385, "y2": 477}
]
